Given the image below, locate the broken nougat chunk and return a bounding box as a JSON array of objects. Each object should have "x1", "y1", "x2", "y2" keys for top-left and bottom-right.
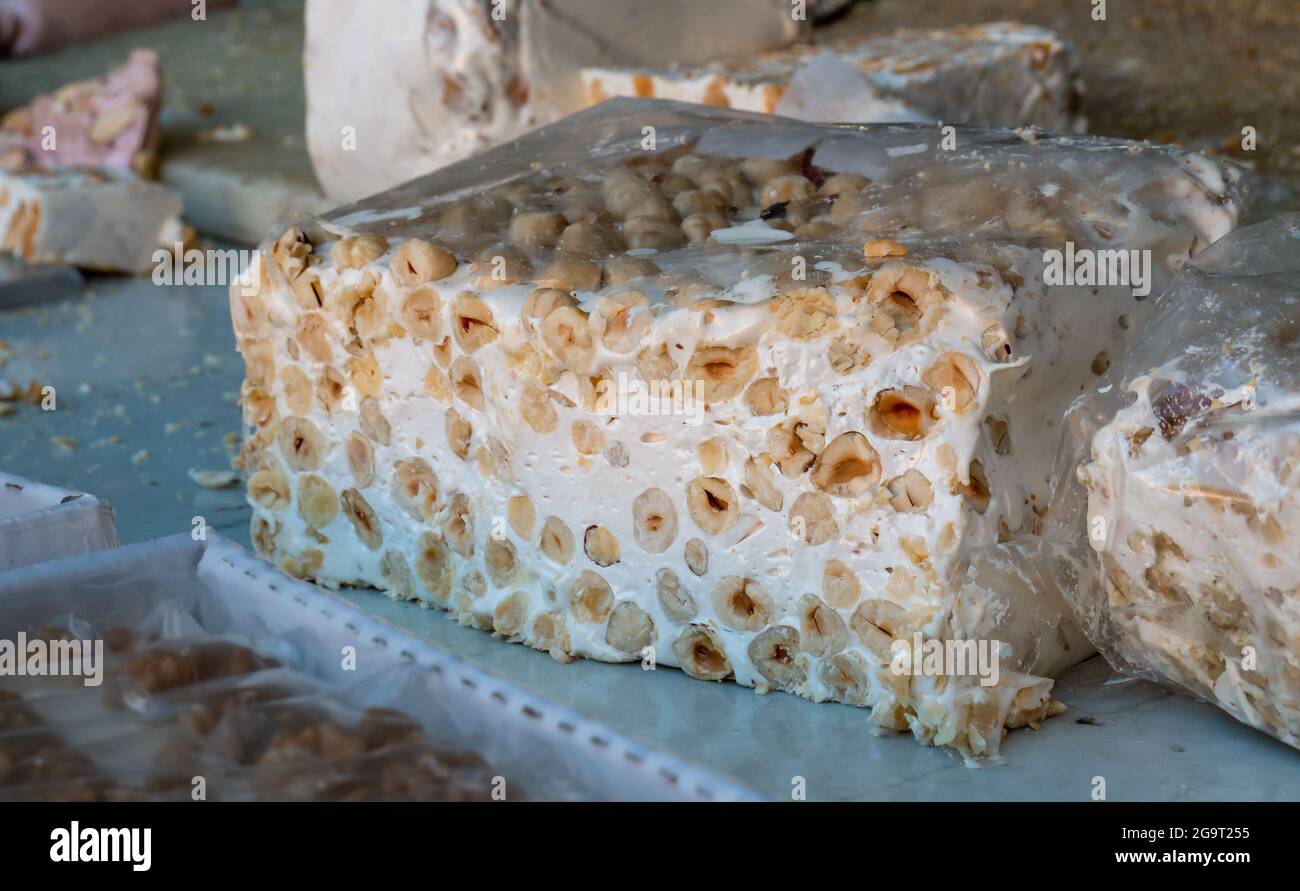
[
  {"x1": 1076, "y1": 215, "x2": 1300, "y2": 749},
  {"x1": 582, "y1": 22, "x2": 1083, "y2": 132},
  {"x1": 0, "y1": 167, "x2": 182, "y2": 273},
  {"x1": 0, "y1": 49, "x2": 162, "y2": 178},
  {"x1": 233, "y1": 101, "x2": 1243, "y2": 760}
]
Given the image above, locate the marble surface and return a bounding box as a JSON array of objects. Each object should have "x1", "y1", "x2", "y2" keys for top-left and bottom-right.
[
  {"x1": 2, "y1": 271, "x2": 1296, "y2": 801},
  {"x1": 0, "y1": 273, "x2": 251, "y2": 546}
]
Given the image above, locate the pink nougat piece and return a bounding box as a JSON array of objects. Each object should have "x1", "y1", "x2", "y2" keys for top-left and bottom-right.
[{"x1": 0, "y1": 49, "x2": 162, "y2": 177}]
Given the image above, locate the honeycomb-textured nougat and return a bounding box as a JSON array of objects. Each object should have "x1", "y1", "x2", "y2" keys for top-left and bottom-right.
[
  {"x1": 1075, "y1": 216, "x2": 1300, "y2": 749},
  {"x1": 0, "y1": 168, "x2": 181, "y2": 273},
  {"x1": 582, "y1": 22, "x2": 1083, "y2": 132},
  {"x1": 233, "y1": 101, "x2": 1242, "y2": 759}
]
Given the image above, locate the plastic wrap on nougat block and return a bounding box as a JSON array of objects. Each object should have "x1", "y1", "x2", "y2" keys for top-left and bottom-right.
[
  {"x1": 582, "y1": 22, "x2": 1084, "y2": 133},
  {"x1": 233, "y1": 100, "x2": 1244, "y2": 759},
  {"x1": 1059, "y1": 215, "x2": 1300, "y2": 750},
  {"x1": 0, "y1": 472, "x2": 118, "y2": 571}
]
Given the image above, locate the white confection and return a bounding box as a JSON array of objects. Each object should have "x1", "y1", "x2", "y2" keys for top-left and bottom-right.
[
  {"x1": 234, "y1": 103, "x2": 1243, "y2": 759},
  {"x1": 1082, "y1": 382, "x2": 1300, "y2": 747},
  {"x1": 1076, "y1": 217, "x2": 1300, "y2": 748},
  {"x1": 303, "y1": 0, "x2": 801, "y2": 202},
  {"x1": 582, "y1": 22, "x2": 1084, "y2": 132},
  {"x1": 0, "y1": 168, "x2": 182, "y2": 273}
]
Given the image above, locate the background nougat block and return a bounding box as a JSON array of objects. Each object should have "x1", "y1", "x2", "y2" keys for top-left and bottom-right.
[
  {"x1": 582, "y1": 21, "x2": 1084, "y2": 132},
  {"x1": 304, "y1": 0, "x2": 802, "y2": 201},
  {"x1": 233, "y1": 101, "x2": 1242, "y2": 758},
  {"x1": 1075, "y1": 215, "x2": 1300, "y2": 750},
  {"x1": 0, "y1": 168, "x2": 181, "y2": 273}
]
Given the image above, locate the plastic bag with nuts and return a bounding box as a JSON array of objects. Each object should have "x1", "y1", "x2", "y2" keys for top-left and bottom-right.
[{"x1": 1050, "y1": 215, "x2": 1300, "y2": 750}]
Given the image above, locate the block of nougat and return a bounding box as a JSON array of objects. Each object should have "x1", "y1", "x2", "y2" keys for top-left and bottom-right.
[
  {"x1": 0, "y1": 167, "x2": 182, "y2": 272},
  {"x1": 233, "y1": 101, "x2": 1242, "y2": 759},
  {"x1": 1074, "y1": 215, "x2": 1300, "y2": 749},
  {"x1": 582, "y1": 22, "x2": 1083, "y2": 132},
  {"x1": 304, "y1": 0, "x2": 801, "y2": 202},
  {"x1": 0, "y1": 49, "x2": 162, "y2": 177}
]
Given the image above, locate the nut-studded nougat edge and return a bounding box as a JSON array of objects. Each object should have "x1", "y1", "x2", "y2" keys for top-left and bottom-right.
[{"x1": 232, "y1": 230, "x2": 1162, "y2": 760}]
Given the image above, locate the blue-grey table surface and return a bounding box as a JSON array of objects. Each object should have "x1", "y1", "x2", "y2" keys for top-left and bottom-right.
[{"x1": 2, "y1": 273, "x2": 1297, "y2": 801}]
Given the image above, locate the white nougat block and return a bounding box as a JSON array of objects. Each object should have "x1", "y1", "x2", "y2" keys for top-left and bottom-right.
[
  {"x1": 0, "y1": 168, "x2": 182, "y2": 273},
  {"x1": 233, "y1": 102, "x2": 1243, "y2": 759}
]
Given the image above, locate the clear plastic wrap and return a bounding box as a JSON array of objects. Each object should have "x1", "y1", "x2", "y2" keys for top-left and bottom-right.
[
  {"x1": 1057, "y1": 214, "x2": 1300, "y2": 749},
  {"x1": 0, "y1": 471, "x2": 118, "y2": 571},
  {"x1": 314, "y1": 98, "x2": 1240, "y2": 262},
  {"x1": 1, "y1": 622, "x2": 497, "y2": 802},
  {"x1": 236, "y1": 99, "x2": 1247, "y2": 760}
]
